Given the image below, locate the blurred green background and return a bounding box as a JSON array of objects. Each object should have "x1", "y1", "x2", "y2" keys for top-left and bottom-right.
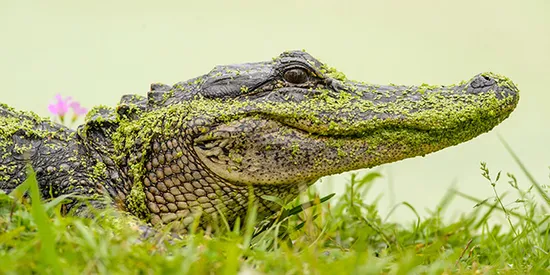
[{"x1": 1, "y1": 0, "x2": 548, "y2": 223}]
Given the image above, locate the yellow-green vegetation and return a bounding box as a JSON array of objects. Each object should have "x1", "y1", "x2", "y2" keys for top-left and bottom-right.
[{"x1": 0, "y1": 145, "x2": 548, "y2": 274}]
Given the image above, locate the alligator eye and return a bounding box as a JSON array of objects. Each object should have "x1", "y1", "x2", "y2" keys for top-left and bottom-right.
[{"x1": 283, "y1": 68, "x2": 309, "y2": 84}]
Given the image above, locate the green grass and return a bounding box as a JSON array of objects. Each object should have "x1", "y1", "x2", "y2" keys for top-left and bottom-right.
[{"x1": 0, "y1": 155, "x2": 549, "y2": 274}]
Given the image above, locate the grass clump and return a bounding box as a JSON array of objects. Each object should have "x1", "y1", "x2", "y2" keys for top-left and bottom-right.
[{"x1": 0, "y1": 151, "x2": 549, "y2": 274}]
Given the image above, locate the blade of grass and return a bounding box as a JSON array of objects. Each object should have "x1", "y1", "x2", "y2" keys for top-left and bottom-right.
[
  {"x1": 26, "y1": 165, "x2": 62, "y2": 274},
  {"x1": 499, "y1": 135, "x2": 550, "y2": 206},
  {"x1": 243, "y1": 186, "x2": 258, "y2": 249},
  {"x1": 43, "y1": 194, "x2": 73, "y2": 212},
  {"x1": 453, "y1": 189, "x2": 537, "y2": 226},
  {"x1": 384, "y1": 201, "x2": 421, "y2": 231}
]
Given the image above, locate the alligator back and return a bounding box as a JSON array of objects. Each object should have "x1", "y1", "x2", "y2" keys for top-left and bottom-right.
[
  {"x1": 0, "y1": 104, "x2": 72, "y2": 189},
  {"x1": 0, "y1": 103, "x2": 119, "y2": 211}
]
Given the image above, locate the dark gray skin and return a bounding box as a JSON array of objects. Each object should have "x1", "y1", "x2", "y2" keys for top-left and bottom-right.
[{"x1": 0, "y1": 51, "x2": 519, "y2": 231}]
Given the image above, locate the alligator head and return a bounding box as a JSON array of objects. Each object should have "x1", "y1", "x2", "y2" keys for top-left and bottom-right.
[{"x1": 100, "y1": 50, "x2": 518, "y2": 227}]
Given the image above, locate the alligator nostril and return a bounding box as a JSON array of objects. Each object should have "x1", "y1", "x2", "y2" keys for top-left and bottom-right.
[{"x1": 470, "y1": 74, "x2": 496, "y2": 89}]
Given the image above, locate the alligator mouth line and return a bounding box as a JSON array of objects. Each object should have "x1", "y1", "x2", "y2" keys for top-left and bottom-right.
[
  {"x1": 269, "y1": 117, "x2": 501, "y2": 141},
  {"x1": 194, "y1": 119, "x2": 430, "y2": 149},
  {"x1": 195, "y1": 109, "x2": 511, "y2": 147},
  {"x1": 273, "y1": 101, "x2": 516, "y2": 140}
]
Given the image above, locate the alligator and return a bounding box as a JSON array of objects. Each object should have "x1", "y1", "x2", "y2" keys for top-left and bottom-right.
[{"x1": 0, "y1": 50, "x2": 519, "y2": 231}]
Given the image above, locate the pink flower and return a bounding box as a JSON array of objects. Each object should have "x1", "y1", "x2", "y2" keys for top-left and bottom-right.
[
  {"x1": 69, "y1": 101, "x2": 88, "y2": 123},
  {"x1": 47, "y1": 94, "x2": 88, "y2": 124},
  {"x1": 48, "y1": 94, "x2": 72, "y2": 123}
]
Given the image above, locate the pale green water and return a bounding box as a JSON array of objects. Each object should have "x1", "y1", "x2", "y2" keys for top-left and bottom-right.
[{"x1": 1, "y1": 0, "x2": 549, "y2": 223}]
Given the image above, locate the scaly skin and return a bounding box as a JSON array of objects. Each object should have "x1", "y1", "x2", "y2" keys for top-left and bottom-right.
[{"x1": 0, "y1": 50, "x2": 519, "y2": 230}]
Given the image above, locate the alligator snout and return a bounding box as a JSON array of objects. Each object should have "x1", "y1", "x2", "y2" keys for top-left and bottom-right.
[{"x1": 466, "y1": 73, "x2": 519, "y2": 101}]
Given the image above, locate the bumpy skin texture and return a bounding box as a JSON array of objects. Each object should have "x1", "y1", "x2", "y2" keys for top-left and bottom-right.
[{"x1": 0, "y1": 51, "x2": 519, "y2": 230}]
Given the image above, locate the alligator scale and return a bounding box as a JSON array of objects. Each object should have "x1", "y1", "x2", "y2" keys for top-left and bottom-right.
[{"x1": 0, "y1": 51, "x2": 519, "y2": 230}]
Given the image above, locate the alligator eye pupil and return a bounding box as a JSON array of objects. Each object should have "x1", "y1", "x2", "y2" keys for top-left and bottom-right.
[{"x1": 283, "y1": 68, "x2": 308, "y2": 84}]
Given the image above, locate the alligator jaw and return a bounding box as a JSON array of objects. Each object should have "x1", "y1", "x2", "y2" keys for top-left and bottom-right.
[{"x1": 191, "y1": 71, "x2": 519, "y2": 186}]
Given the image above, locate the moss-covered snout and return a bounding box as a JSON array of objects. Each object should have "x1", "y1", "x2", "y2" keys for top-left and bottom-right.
[{"x1": 262, "y1": 72, "x2": 519, "y2": 138}]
